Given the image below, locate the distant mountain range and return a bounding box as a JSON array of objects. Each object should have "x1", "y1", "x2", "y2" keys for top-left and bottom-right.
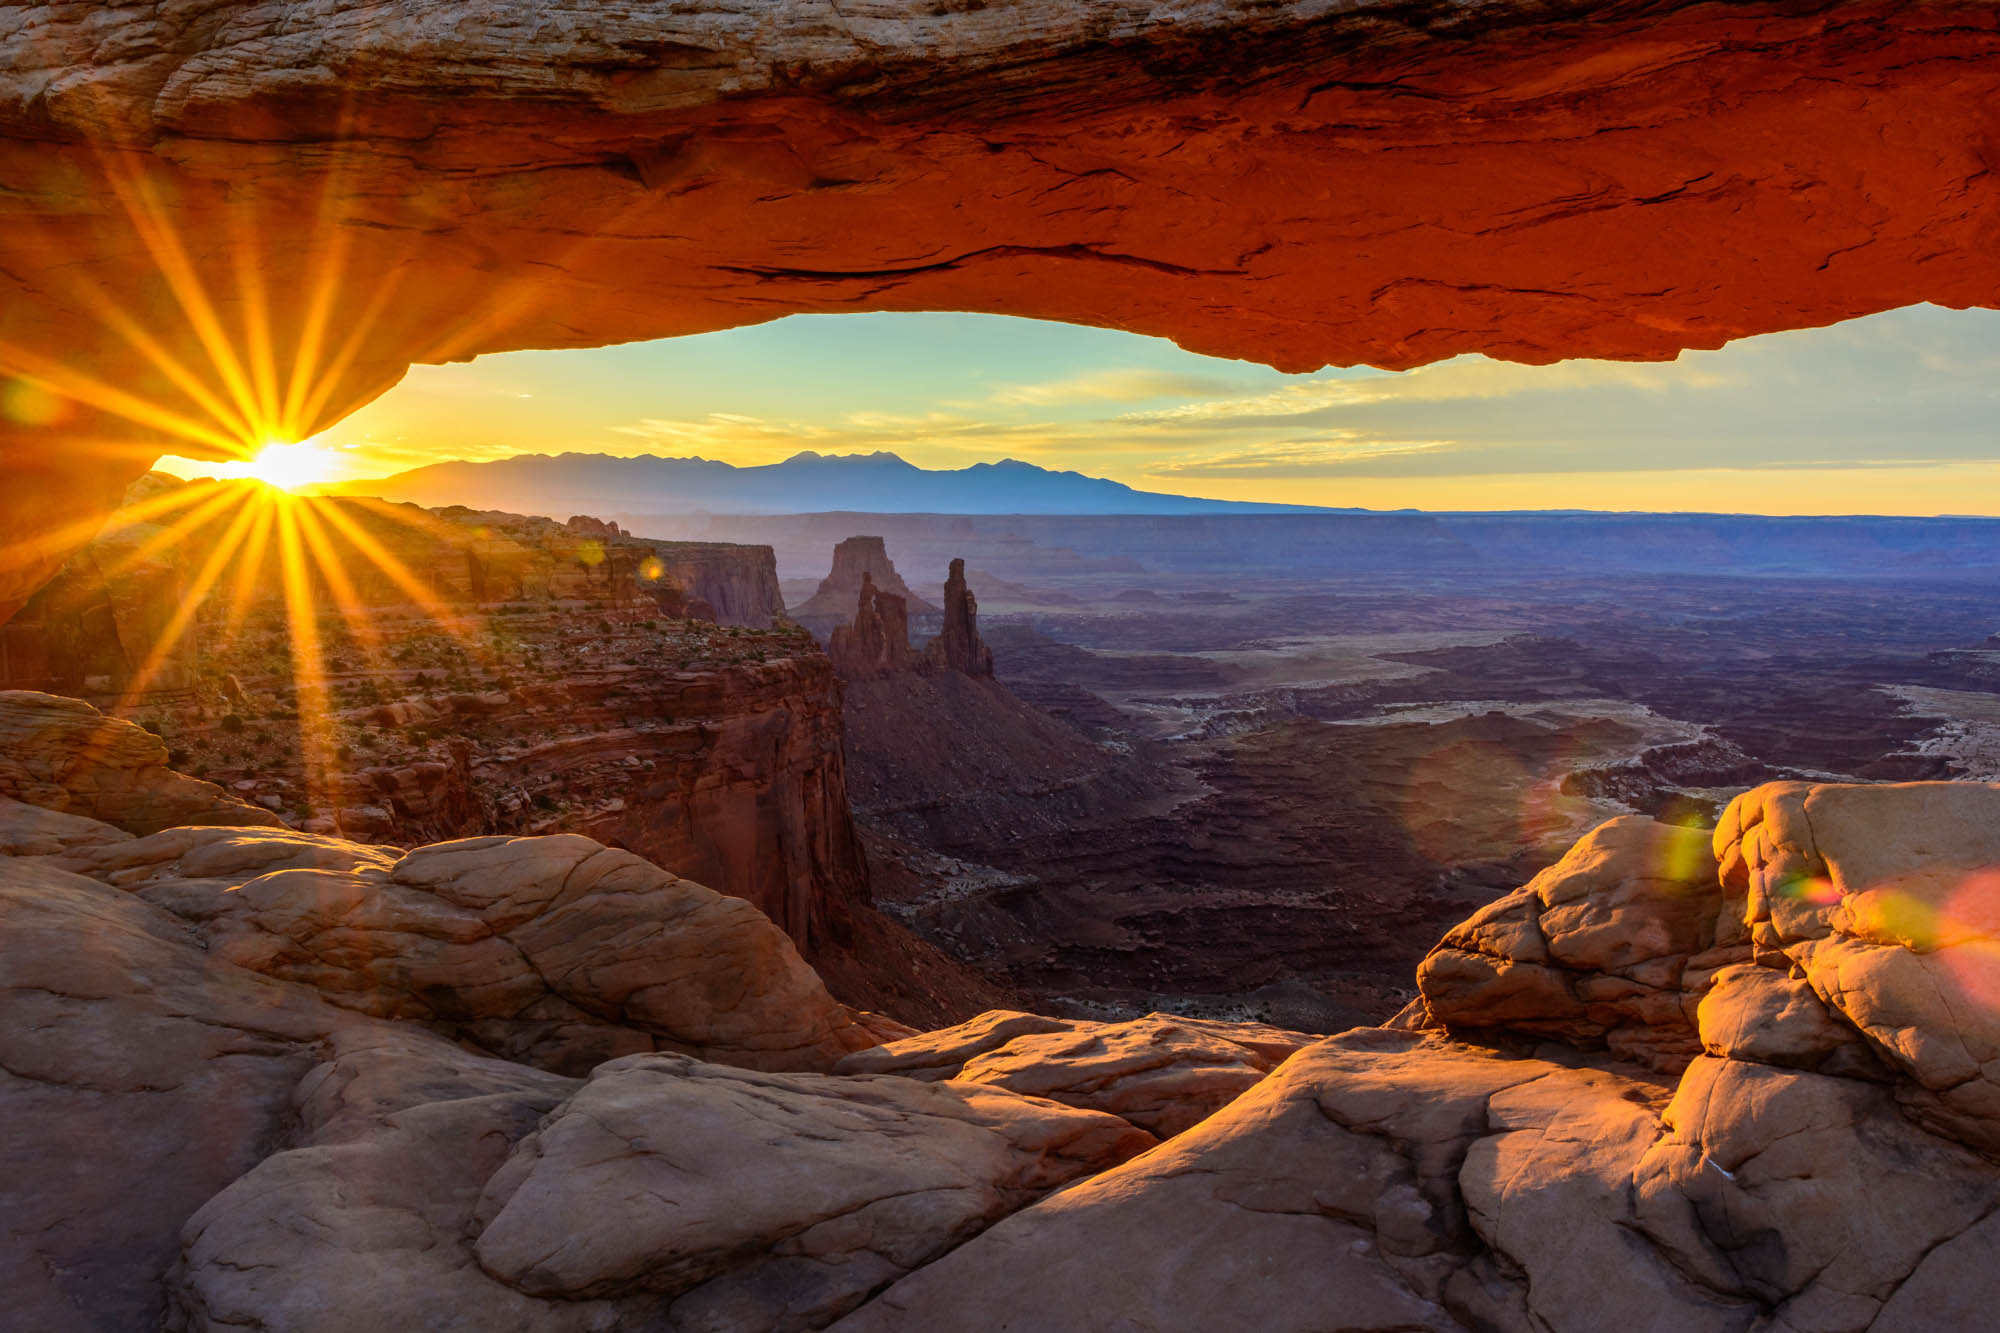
[{"x1": 321, "y1": 451, "x2": 1332, "y2": 517}]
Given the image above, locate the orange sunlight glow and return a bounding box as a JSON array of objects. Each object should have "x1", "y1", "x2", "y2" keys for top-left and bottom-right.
[
  {"x1": 0, "y1": 79, "x2": 511, "y2": 840},
  {"x1": 216, "y1": 441, "x2": 342, "y2": 492},
  {"x1": 102, "y1": 480, "x2": 488, "y2": 829}
]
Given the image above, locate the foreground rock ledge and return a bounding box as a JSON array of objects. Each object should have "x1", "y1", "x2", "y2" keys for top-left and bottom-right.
[
  {"x1": 13, "y1": 768, "x2": 2000, "y2": 1328},
  {"x1": 6, "y1": 0, "x2": 2000, "y2": 614}
]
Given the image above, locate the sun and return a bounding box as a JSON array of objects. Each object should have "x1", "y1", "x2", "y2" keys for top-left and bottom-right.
[{"x1": 228, "y1": 441, "x2": 340, "y2": 492}]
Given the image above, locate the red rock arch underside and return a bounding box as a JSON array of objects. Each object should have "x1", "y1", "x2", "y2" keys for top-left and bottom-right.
[{"x1": 3, "y1": 0, "x2": 1999, "y2": 617}]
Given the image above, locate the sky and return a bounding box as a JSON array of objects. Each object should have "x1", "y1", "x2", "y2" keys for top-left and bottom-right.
[{"x1": 162, "y1": 303, "x2": 2000, "y2": 515}]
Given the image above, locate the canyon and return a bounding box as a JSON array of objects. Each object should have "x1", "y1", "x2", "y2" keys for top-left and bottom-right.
[
  {"x1": 8, "y1": 686, "x2": 2000, "y2": 1330},
  {"x1": 8, "y1": 1, "x2": 2000, "y2": 1327},
  {"x1": 0, "y1": 479, "x2": 1017, "y2": 1025},
  {"x1": 748, "y1": 513, "x2": 2000, "y2": 1038}
]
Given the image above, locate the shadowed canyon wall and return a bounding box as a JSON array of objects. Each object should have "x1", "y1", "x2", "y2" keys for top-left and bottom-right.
[{"x1": 6, "y1": 0, "x2": 2000, "y2": 615}]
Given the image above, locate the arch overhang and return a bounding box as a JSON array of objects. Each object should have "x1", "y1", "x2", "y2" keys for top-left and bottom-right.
[{"x1": 3, "y1": 0, "x2": 1999, "y2": 615}]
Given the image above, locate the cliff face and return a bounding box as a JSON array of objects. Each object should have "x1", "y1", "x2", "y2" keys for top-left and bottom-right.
[
  {"x1": 1, "y1": 483, "x2": 862, "y2": 951},
  {"x1": 489, "y1": 656, "x2": 869, "y2": 955},
  {"x1": 645, "y1": 542, "x2": 786, "y2": 630}
]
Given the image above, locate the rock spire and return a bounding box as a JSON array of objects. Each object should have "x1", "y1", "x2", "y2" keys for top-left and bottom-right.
[{"x1": 923, "y1": 559, "x2": 994, "y2": 678}]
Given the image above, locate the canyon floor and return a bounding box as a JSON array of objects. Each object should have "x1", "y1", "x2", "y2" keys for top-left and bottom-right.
[{"x1": 840, "y1": 556, "x2": 2000, "y2": 1033}]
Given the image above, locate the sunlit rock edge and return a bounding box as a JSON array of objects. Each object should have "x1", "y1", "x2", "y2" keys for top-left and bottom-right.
[{"x1": 6, "y1": 691, "x2": 2000, "y2": 1329}]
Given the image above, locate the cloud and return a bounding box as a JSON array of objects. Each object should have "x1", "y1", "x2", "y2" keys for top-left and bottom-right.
[
  {"x1": 984, "y1": 368, "x2": 1252, "y2": 407},
  {"x1": 1116, "y1": 355, "x2": 1735, "y2": 432},
  {"x1": 1150, "y1": 434, "x2": 1459, "y2": 479}
]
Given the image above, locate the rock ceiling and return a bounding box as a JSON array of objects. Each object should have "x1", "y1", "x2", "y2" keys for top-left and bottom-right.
[{"x1": 2, "y1": 0, "x2": 1998, "y2": 617}]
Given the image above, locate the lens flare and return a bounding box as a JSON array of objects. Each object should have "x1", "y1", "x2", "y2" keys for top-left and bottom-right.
[{"x1": 219, "y1": 442, "x2": 341, "y2": 492}]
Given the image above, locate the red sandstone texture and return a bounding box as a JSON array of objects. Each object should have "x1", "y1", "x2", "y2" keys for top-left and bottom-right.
[
  {"x1": 922, "y1": 558, "x2": 994, "y2": 679},
  {"x1": 5, "y1": 2, "x2": 2000, "y2": 616},
  {"x1": 827, "y1": 573, "x2": 916, "y2": 680}
]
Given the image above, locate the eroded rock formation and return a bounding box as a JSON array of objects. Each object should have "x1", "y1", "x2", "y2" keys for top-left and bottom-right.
[
  {"x1": 835, "y1": 792, "x2": 2000, "y2": 1331},
  {"x1": 922, "y1": 557, "x2": 993, "y2": 678},
  {"x1": 0, "y1": 688, "x2": 280, "y2": 833},
  {"x1": 838, "y1": 1009, "x2": 1315, "y2": 1138},
  {"x1": 794, "y1": 537, "x2": 937, "y2": 623},
  {"x1": 8, "y1": 1, "x2": 2000, "y2": 618},
  {"x1": 827, "y1": 572, "x2": 914, "y2": 679},
  {"x1": 15, "y1": 717, "x2": 2000, "y2": 1329},
  {"x1": 44, "y1": 824, "x2": 883, "y2": 1075}
]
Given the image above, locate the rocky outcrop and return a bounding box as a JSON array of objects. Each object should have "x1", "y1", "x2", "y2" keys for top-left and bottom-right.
[
  {"x1": 1414, "y1": 815, "x2": 1727, "y2": 1072},
  {"x1": 0, "y1": 818, "x2": 1140, "y2": 1332},
  {"x1": 835, "y1": 786, "x2": 2000, "y2": 1331},
  {"x1": 794, "y1": 538, "x2": 936, "y2": 623},
  {"x1": 173, "y1": 1035, "x2": 1150, "y2": 1333},
  {"x1": 45, "y1": 823, "x2": 881, "y2": 1076},
  {"x1": 564, "y1": 514, "x2": 626, "y2": 540},
  {"x1": 921, "y1": 558, "x2": 993, "y2": 678},
  {"x1": 21, "y1": 760, "x2": 2000, "y2": 1328},
  {"x1": 0, "y1": 855, "x2": 368, "y2": 1330},
  {"x1": 0, "y1": 690, "x2": 280, "y2": 833},
  {"x1": 640, "y1": 542, "x2": 785, "y2": 628},
  {"x1": 839, "y1": 1009, "x2": 1313, "y2": 1137},
  {"x1": 827, "y1": 573, "x2": 914, "y2": 679}
]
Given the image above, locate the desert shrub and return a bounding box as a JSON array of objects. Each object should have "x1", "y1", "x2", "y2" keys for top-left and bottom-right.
[{"x1": 219, "y1": 713, "x2": 246, "y2": 734}]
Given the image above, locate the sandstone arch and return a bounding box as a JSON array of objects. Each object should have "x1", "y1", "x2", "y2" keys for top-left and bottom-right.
[{"x1": 4, "y1": 0, "x2": 1999, "y2": 617}]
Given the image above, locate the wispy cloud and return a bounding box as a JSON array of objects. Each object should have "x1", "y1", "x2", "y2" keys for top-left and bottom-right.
[
  {"x1": 983, "y1": 368, "x2": 1251, "y2": 407},
  {"x1": 1149, "y1": 434, "x2": 1459, "y2": 479}
]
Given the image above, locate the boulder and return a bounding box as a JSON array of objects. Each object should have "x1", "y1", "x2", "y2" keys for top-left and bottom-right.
[
  {"x1": 171, "y1": 1033, "x2": 1149, "y2": 1333},
  {"x1": 1416, "y1": 815, "x2": 1731, "y2": 1071},
  {"x1": 169, "y1": 1028, "x2": 660, "y2": 1333},
  {"x1": 0, "y1": 691, "x2": 281, "y2": 833},
  {"x1": 54, "y1": 825, "x2": 879, "y2": 1076},
  {"x1": 1715, "y1": 780, "x2": 2000, "y2": 1156},
  {"x1": 474, "y1": 1054, "x2": 1153, "y2": 1324}
]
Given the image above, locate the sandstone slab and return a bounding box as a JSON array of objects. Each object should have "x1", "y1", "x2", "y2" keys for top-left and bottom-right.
[
  {"x1": 1418, "y1": 814, "x2": 1729, "y2": 1071},
  {"x1": 841, "y1": 1008, "x2": 1312, "y2": 1137},
  {"x1": 0, "y1": 691, "x2": 281, "y2": 833}
]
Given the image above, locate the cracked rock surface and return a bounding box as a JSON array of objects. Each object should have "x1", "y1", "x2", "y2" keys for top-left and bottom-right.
[{"x1": 14, "y1": 753, "x2": 2000, "y2": 1328}]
